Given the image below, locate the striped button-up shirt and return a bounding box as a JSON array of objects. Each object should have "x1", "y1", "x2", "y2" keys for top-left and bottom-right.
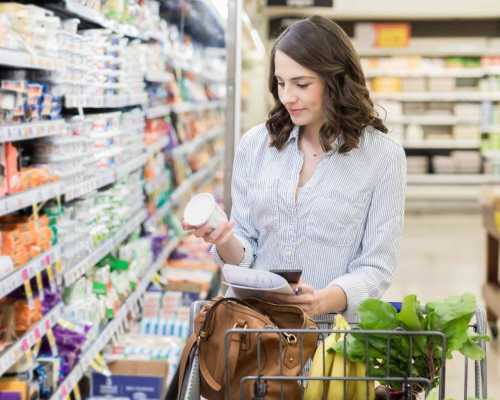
[{"x1": 213, "y1": 123, "x2": 407, "y2": 321}]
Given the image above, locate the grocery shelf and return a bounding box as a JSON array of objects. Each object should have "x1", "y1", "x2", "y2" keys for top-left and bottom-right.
[
  {"x1": 373, "y1": 92, "x2": 500, "y2": 102},
  {"x1": 0, "y1": 246, "x2": 60, "y2": 300},
  {"x1": 63, "y1": 209, "x2": 147, "y2": 286},
  {"x1": 66, "y1": 151, "x2": 154, "y2": 201},
  {"x1": 146, "y1": 136, "x2": 169, "y2": 158},
  {"x1": 0, "y1": 182, "x2": 63, "y2": 217},
  {"x1": 358, "y1": 47, "x2": 500, "y2": 57},
  {"x1": 404, "y1": 140, "x2": 480, "y2": 149},
  {"x1": 407, "y1": 174, "x2": 500, "y2": 185},
  {"x1": 65, "y1": 171, "x2": 115, "y2": 202},
  {"x1": 0, "y1": 47, "x2": 64, "y2": 71},
  {"x1": 172, "y1": 100, "x2": 226, "y2": 114},
  {"x1": 145, "y1": 105, "x2": 171, "y2": 119},
  {"x1": 65, "y1": 94, "x2": 147, "y2": 109},
  {"x1": 50, "y1": 237, "x2": 180, "y2": 400},
  {"x1": 0, "y1": 303, "x2": 63, "y2": 376},
  {"x1": 49, "y1": 0, "x2": 150, "y2": 41},
  {"x1": 387, "y1": 115, "x2": 480, "y2": 125},
  {"x1": 115, "y1": 153, "x2": 149, "y2": 180},
  {"x1": 0, "y1": 120, "x2": 67, "y2": 143},
  {"x1": 171, "y1": 126, "x2": 223, "y2": 156},
  {"x1": 365, "y1": 68, "x2": 485, "y2": 78}
]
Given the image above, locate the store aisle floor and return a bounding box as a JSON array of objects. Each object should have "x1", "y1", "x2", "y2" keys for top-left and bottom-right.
[{"x1": 384, "y1": 213, "x2": 499, "y2": 400}]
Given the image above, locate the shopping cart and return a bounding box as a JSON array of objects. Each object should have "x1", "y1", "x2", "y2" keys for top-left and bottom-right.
[{"x1": 178, "y1": 300, "x2": 489, "y2": 400}]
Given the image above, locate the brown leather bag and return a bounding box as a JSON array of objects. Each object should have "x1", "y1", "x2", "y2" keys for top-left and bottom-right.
[{"x1": 177, "y1": 296, "x2": 319, "y2": 400}]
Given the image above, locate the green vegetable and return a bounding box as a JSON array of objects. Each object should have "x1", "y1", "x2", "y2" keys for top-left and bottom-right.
[{"x1": 334, "y1": 293, "x2": 489, "y2": 395}]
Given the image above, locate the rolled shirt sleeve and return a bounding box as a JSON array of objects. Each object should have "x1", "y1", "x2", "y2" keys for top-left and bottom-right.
[
  {"x1": 330, "y1": 144, "x2": 407, "y2": 321},
  {"x1": 210, "y1": 133, "x2": 258, "y2": 268}
]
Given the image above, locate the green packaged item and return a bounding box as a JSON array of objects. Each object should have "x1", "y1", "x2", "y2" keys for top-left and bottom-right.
[{"x1": 92, "y1": 281, "x2": 107, "y2": 296}]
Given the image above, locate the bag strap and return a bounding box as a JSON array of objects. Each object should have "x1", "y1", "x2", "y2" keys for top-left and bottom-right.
[
  {"x1": 177, "y1": 333, "x2": 198, "y2": 400},
  {"x1": 199, "y1": 297, "x2": 254, "y2": 337}
]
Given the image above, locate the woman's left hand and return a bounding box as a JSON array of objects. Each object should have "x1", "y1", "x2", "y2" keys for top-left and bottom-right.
[{"x1": 262, "y1": 282, "x2": 323, "y2": 317}]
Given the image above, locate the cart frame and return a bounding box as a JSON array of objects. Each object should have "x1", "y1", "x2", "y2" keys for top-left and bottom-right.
[{"x1": 179, "y1": 301, "x2": 489, "y2": 400}]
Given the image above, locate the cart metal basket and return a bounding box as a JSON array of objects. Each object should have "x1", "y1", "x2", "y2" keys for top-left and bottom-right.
[{"x1": 178, "y1": 300, "x2": 489, "y2": 400}]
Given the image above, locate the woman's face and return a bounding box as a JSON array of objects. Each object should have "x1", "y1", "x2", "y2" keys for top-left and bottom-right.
[{"x1": 274, "y1": 50, "x2": 326, "y2": 129}]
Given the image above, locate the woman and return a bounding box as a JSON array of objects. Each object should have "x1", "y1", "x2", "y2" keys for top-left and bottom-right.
[{"x1": 185, "y1": 16, "x2": 406, "y2": 321}]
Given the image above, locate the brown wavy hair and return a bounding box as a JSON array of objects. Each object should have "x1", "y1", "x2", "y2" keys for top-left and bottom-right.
[{"x1": 266, "y1": 16, "x2": 387, "y2": 154}]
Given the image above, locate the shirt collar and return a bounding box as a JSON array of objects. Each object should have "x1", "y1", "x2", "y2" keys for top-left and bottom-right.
[
  {"x1": 287, "y1": 125, "x2": 341, "y2": 155},
  {"x1": 286, "y1": 125, "x2": 300, "y2": 144}
]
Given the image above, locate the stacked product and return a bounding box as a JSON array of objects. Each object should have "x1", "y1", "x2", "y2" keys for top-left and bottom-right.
[
  {"x1": 0, "y1": 213, "x2": 55, "y2": 270},
  {"x1": 0, "y1": 71, "x2": 63, "y2": 125},
  {"x1": 144, "y1": 153, "x2": 174, "y2": 215},
  {"x1": 160, "y1": 236, "x2": 219, "y2": 298}
]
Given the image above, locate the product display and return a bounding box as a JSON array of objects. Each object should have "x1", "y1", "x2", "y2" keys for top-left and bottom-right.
[{"x1": 0, "y1": 1, "x2": 225, "y2": 399}]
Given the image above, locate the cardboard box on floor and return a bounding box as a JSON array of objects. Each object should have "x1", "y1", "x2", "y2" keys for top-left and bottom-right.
[{"x1": 91, "y1": 360, "x2": 169, "y2": 400}]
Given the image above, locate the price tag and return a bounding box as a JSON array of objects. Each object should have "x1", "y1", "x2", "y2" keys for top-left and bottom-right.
[
  {"x1": 73, "y1": 385, "x2": 82, "y2": 400},
  {"x1": 46, "y1": 264, "x2": 56, "y2": 291},
  {"x1": 36, "y1": 271, "x2": 45, "y2": 301},
  {"x1": 23, "y1": 279, "x2": 35, "y2": 310},
  {"x1": 55, "y1": 260, "x2": 62, "y2": 274},
  {"x1": 61, "y1": 385, "x2": 68, "y2": 399},
  {"x1": 45, "y1": 323, "x2": 58, "y2": 355},
  {"x1": 21, "y1": 339, "x2": 33, "y2": 366}
]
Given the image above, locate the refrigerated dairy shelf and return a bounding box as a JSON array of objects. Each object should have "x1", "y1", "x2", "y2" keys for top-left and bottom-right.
[{"x1": 48, "y1": 0, "x2": 152, "y2": 41}]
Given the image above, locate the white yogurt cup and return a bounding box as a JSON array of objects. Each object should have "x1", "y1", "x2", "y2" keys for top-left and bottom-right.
[{"x1": 183, "y1": 193, "x2": 227, "y2": 229}]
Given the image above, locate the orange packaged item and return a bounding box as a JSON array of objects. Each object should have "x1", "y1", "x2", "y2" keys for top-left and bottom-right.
[{"x1": 4, "y1": 143, "x2": 21, "y2": 194}]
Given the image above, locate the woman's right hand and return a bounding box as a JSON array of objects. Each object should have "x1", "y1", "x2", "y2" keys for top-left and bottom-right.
[{"x1": 182, "y1": 220, "x2": 236, "y2": 247}]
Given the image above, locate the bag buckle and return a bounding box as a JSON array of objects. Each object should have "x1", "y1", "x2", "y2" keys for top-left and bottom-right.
[
  {"x1": 283, "y1": 332, "x2": 297, "y2": 344},
  {"x1": 233, "y1": 321, "x2": 248, "y2": 329}
]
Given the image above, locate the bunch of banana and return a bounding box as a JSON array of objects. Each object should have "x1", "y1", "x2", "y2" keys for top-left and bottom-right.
[{"x1": 304, "y1": 315, "x2": 375, "y2": 400}]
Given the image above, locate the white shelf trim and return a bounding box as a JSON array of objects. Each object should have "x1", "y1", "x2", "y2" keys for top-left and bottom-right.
[
  {"x1": 0, "y1": 120, "x2": 66, "y2": 143},
  {"x1": 0, "y1": 47, "x2": 65, "y2": 71},
  {"x1": 0, "y1": 247, "x2": 61, "y2": 300},
  {"x1": 145, "y1": 105, "x2": 171, "y2": 119},
  {"x1": 0, "y1": 182, "x2": 63, "y2": 217}
]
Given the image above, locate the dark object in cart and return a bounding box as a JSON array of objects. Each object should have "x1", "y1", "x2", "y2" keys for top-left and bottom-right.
[{"x1": 177, "y1": 301, "x2": 489, "y2": 400}]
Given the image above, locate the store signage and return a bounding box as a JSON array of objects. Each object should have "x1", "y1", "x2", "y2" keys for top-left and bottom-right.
[{"x1": 267, "y1": 0, "x2": 334, "y2": 6}]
